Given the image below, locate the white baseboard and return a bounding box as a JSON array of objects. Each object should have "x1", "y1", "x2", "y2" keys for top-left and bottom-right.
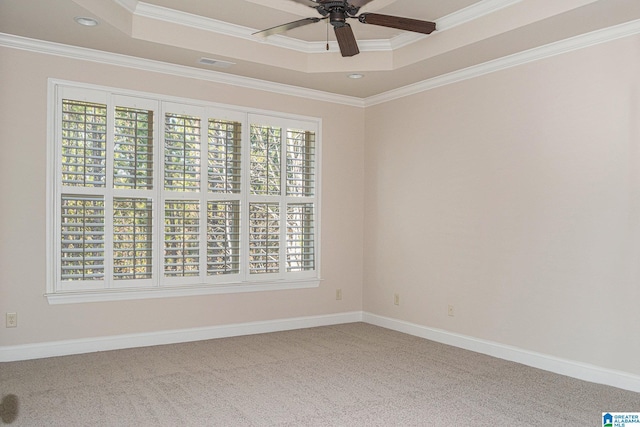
[
  {"x1": 2, "y1": 310, "x2": 638, "y2": 393},
  {"x1": 362, "y1": 312, "x2": 640, "y2": 393},
  {"x1": 0, "y1": 311, "x2": 363, "y2": 362}
]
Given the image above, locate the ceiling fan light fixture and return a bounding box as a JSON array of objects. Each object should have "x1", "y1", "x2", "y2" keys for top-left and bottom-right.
[{"x1": 74, "y1": 16, "x2": 99, "y2": 27}]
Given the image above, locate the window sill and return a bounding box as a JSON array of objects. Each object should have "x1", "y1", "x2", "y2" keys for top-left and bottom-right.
[{"x1": 45, "y1": 278, "x2": 321, "y2": 305}]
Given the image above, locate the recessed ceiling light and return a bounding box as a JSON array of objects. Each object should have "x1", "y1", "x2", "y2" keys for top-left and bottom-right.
[
  {"x1": 348, "y1": 73, "x2": 364, "y2": 79},
  {"x1": 74, "y1": 16, "x2": 99, "y2": 27}
]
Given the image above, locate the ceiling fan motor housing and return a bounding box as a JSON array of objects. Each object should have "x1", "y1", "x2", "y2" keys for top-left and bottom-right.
[
  {"x1": 316, "y1": 1, "x2": 361, "y2": 27},
  {"x1": 329, "y1": 9, "x2": 346, "y2": 27}
]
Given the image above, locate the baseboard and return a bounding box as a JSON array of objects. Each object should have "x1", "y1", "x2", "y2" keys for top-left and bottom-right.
[
  {"x1": 2, "y1": 310, "x2": 639, "y2": 393},
  {"x1": 362, "y1": 312, "x2": 640, "y2": 393},
  {"x1": 0, "y1": 311, "x2": 363, "y2": 362}
]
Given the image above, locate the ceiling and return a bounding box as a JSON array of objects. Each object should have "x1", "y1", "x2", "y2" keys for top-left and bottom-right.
[{"x1": 1, "y1": 0, "x2": 640, "y2": 98}]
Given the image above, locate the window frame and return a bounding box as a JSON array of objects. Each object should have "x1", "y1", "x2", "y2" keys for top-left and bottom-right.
[{"x1": 46, "y1": 79, "x2": 321, "y2": 304}]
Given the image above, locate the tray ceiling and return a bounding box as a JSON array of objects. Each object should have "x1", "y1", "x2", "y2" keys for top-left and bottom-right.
[{"x1": 1, "y1": 0, "x2": 640, "y2": 98}]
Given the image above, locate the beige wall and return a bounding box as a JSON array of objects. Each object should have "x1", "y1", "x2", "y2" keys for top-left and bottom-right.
[
  {"x1": 0, "y1": 47, "x2": 364, "y2": 345},
  {"x1": 364, "y1": 34, "x2": 640, "y2": 375},
  {"x1": 2, "y1": 32, "x2": 639, "y2": 378}
]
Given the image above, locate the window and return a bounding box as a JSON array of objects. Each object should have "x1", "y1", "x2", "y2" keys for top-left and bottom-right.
[{"x1": 47, "y1": 82, "x2": 320, "y2": 303}]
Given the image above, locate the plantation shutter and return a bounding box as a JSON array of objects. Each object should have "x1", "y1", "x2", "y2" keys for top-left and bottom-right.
[
  {"x1": 162, "y1": 107, "x2": 202, "y2": 280},
  {"x1": 208, "y1": 119, "x2": 242, "y2": 193},
  {"x1": 51, "y1": 82, "x2": 319, "y2": 300},
  {"x1": 57, "y1": 91, "x2": 159, "y2": 291},
  {"x1": 286, "y1": 203, "x2": 315, "y2": 272},
  {"x1": 248, "y1": 116, "x2": 318, "y2": 278},
  {"x1": 207, "y1": 201, "x2": 240, "y2": 275},
  {"x1": 113, "y1": 198, "x2": 153, "y2": 280},
  {"x1": 206, "y1": 118, "x2": 242, "y2": 277},
  {"x1": 250, "y1": 124, "x2": 281, "y2": 196},
  {"x1": 164, "y1": 200, "x2": 200, "y2": 277},
  {"x1": 61, "y1": 100, "x2": 107, "y2": 188},
  {"x1": 164, "y1": 113, "x2": 201, "y2": 192},
  {"x1": 60, "y1": 99, "x2": 107, "y2": 284},
  {"x1": 286, "y1": 129, "x2": 315, "y2": 197},
  {"x1": 249, "y1": 202, "x2": 280, "y2": 274},
  {"x1": 113, "y1": 107, "x2": 154, "y2": 190},
  {"x1": 285, "y1": 129, "x2": 316, "y2": 272},
  {"x1": 60, "y1": 195, "x2": 105, "y2": 281}
]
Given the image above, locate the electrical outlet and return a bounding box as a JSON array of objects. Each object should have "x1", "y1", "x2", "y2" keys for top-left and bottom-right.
[
  {"x1": 394, "y1": 293, "x2": 400, "y2": 306},
  {"x1": 336, "y1": 289, "x2": 342, "y2": 300},
  {"x1": 448, "y1": 305, "x2": 454, "y2": 317},
  {"x1": 6, "y1": 312, "x2": 17, "y2": 328}
]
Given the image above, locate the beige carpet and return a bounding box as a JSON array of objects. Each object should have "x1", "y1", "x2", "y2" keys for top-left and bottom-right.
[{"x1": 1, "y1": 322, "x2": 638, "y2": 426}]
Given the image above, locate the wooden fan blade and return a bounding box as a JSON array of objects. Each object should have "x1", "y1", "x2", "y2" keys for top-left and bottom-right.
[
  {"x1": 358, "y1": 13, "x2": 436, "y2": 34},
  {"x1": 349, "y1": 0, "x2": 375, "y2": 8},
  {"x1": 253, "y1": 17, "x2": 323, "y2": 37},
  {"x1": 334, "y1": 24, "x2": 359, "y2": 57}
]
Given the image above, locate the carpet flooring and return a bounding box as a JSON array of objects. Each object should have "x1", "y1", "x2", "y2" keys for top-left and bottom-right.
[{"x1": 1, "y1": 322, "x2": 638, "y2": 426}]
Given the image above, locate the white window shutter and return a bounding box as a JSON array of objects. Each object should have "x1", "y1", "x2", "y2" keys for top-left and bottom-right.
[{"x1": 51, "y1": 82, "x2": 319, "y2": 301}]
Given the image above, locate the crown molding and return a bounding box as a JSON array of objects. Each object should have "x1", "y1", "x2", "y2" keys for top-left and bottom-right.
[
  {"x1": 134, "y1": 1, "x2": 256, "y2": 41},
  {"x1": 114, "y1": 0, "x2": 137, "y2": 14},
  {"x1": 262, "y1": 34, "x2": 396, "y2": 54},
  {"x1": 2, "y1": 17, "x2": 639, "y2": 109},
  {"x1": 0, "y1": 33, "x2": 365, "y2": 108},
  {"x1": 364, "y1": 17, "x2": 640, "y2": 107},
  {"x1": 437, "y1": 0, "x2": 523, "y2": 30}
]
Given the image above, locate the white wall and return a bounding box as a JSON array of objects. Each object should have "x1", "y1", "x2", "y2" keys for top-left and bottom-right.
[
  {"x1": 0, "y1": 47, "x2": 364, "y2": 346},
  {"x1": 364, "y1": 34, "x2": 640, "y2": 376}
]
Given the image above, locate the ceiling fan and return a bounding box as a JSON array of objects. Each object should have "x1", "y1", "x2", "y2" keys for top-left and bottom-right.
[{"x1": 253, "y1": 0, "x2": 436, "y2": 57}]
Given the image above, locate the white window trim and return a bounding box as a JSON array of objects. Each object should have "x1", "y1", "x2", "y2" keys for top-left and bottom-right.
[{"x1": 45, "y1": 79, "x2": 322, "y2": 304}]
